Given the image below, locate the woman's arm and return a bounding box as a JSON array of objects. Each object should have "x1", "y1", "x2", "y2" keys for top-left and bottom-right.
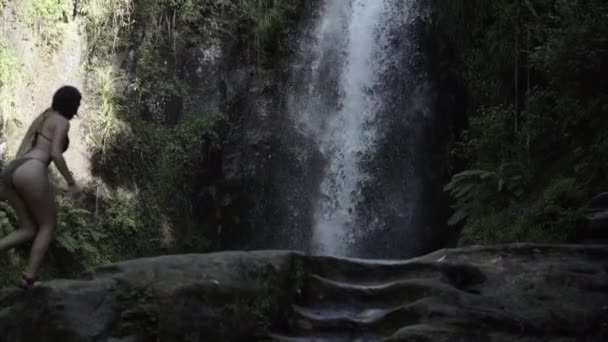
[{"x1": 50, "y1": 119, "x2": 75, "y2": 186}]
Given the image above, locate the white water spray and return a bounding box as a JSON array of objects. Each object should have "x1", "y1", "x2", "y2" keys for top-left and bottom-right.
[{"x1": 291, "y1": 0, "x2": 420, "y2": 256}]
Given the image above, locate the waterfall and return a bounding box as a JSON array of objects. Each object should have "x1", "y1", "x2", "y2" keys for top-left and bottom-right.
[{"x1": 289, "y1": 0, "x2": 426, "y2": 257}]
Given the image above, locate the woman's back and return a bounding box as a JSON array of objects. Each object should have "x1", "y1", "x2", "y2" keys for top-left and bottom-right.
[{"x1": 19, "y1": 110, "x2": 69, "y2": 164}]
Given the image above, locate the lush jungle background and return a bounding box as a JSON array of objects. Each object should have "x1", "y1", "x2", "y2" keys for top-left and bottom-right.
[
  {"x1": 0, "y1": 0, "x2": 606, "y2": 285},
  {"x1": 428, "y1": 0, "x2": 608, "y2": 244}
]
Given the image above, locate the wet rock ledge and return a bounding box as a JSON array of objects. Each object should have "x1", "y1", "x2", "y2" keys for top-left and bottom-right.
[{"x1": 0, "y1": 244, "x2": 607, "y2": 341}]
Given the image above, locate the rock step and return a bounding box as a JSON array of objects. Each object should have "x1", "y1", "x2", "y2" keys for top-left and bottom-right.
[
  {"x1": 284, "y1": 300, "x2": 540, "y2": 339},
  {"x1": 304, "y1": 256, "x2": 485, "y2": 288},
  {"x1": 383, "y1": 323, "x2": 491, "y2": 342},
  {"x1": 266, "y1": 333, "x2": 377, "y2": 342},
  {"x1": 290, "y1": 306, "x2": 393, "y2": 321},
  {"x1": 302, "y1": 274, "x2": 465, "y2": 308},
  {"x1": 288, "y1": 304, "x2": 420, "y2": 333}
]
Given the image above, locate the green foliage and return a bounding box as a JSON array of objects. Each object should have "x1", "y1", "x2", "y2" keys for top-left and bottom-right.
[
  {"x1": 56, "y1": 196, "x2": 107, "y2": 265},
  {"x1": 444, "y1": 164, "x2": 526, "y2": 226},
  {"x1": 77, "y1": 0, "x2": 133, "y2": 56},
  {"x1": 0, "y1": 199, "x2": 16, "y2": 235},
  {"x1": 247, "y1": 266, "x2": 287, "y2": 335},
  {"x1": 128, "y1": 27, "x2": 183, "y2": 104},
  {"x1": 458, "y1": 178, "x2": 581, "y2": 245},
  {"x1": 0, "y1": 40, "x2": 19, "y2": 89},
  {"x1": 151, "y1": 114, "x2": 225, "y2": 210},
  {"x1": 0, "y1": 39, "x2": 21, "y2": 133},
  {"x1": 87, "y1": 67, "x2": 127, "y2": 164},
  {"x1": 0, "y1": 251, "x2": 28, "y2": 287},
  {"x1": 512, "y1": 178, "x2": 581, "y2": 242},
  {"x1": 147, "y1": 0, "x2": 297, "y2": 46},
  {"x1": 458, "y1": 211, "x2": 513, "y2": 246},
  {"x1": 125, "y1": 0, "x2": 300, "y2": 100},
  {"x1": 234, "y1": 0, "x2": 299, "y2": 50},
  {"x1": 465, "y1": 105, "x2": 520, "y2": 163},
  {"x1": 0, "y1": 202, "x2": 22, "y2": 285},
  {"x1": 92, "y1": 186, "x2": 151, "y2": 259},
  {"x1": 20, "y1": 0, "x2": 74, "y2": 51},
  {"x1": 134, "y1": 113, "x2": 225, "y2": 251},
  {"x1": 87, "y1": 109, "x2": 225, "y2": 255},
  {"x1": 0, "y1": 203, "x2": 52, "y2": 286},
  {"x1": 436, "y1": 0, "x2": 608, "y2": 244},
  {"x1": 127, "y1": 0, "x2": 298, "y2": 103},
  {"x1": 103, "y1": 188, "x2": 139, "y2": 233}
]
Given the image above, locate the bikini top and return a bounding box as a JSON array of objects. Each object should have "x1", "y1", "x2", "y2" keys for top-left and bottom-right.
[{"x1": 34, "y1": 112, "x2": 69, "y2": 152}]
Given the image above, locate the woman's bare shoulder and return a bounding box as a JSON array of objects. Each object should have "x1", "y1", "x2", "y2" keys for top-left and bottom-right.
[
  {"x1": 40, "y1": 111, "x2": 70, "y2": 136},
  {"x1": 48, "y1": 110, "x2": 69, "y2": 125}
]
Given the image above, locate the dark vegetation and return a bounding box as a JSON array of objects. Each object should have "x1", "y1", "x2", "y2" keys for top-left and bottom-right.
[{"x1": 427, "y1": 0, "x2": 608, "y2": 244}]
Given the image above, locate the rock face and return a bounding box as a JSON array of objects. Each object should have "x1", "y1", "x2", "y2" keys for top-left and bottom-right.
[
  {"x1": 1, "y1": 244, "x2": 607, "y2": 341},
  {"x1": 216, "y1": 1, "x2": 325, "y2": 252},
  {"x1": 106, "y1": 0, "x2": 325, "y2": 252},
  {"x1": 0, "y1": 5, "x2": 91, "y2": 184}
]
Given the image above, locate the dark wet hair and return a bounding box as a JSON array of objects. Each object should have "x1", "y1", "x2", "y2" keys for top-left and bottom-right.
[{"x1": 52, "y1": 86, "x2": 82, "y2": 119}]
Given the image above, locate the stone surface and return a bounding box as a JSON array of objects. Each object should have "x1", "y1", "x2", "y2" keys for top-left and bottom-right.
[
  {"x1": 273, "y1": 244, "x2": 608, "y2": 341},
  {"x1": 581, "y1": 193, "x2": 608, "y2": 242},
  {"x1": 0, "y1": 244, "x2": 607, "y2": 341},
  {"x1": 0, "y1": 251, "x2": 298, "y2": 342}
]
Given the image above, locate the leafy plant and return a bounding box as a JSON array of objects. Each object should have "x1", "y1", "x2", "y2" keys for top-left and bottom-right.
[
  {"x1": 56, "y1": 196, "x2": 105, "y2": 257},
  {"x1": 0, "y1": 201, "x2": 16, "y2": 235},
  {"x1": 87, "y1": 67, "x2": 127, "y2": 164},
  {"x1": 444, "y1": 163, "x2": 526, "y2": 225},
  {"x1": 466, "y1": 105, "x2": 521, "y2": 163},
  {"x1": 103, "y1": 188, "x2": 139, "y2": 233},
  {"x1": 512, "y1": 178, "x2": 581, "y2": 242}
]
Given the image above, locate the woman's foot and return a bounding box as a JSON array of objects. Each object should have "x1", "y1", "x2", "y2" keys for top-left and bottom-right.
[{"x1": 18, "y1": 273, "x2": 38, "y2": 290}]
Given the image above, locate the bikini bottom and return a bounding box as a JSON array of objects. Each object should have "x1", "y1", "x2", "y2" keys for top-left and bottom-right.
[{"x1": 1, "y1": 157, "x2": 47, "y2": 190}]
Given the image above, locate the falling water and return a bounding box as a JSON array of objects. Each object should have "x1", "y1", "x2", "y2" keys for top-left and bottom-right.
[{"x1": 290, "y1": 0, "x2": 423, "y2": 256}]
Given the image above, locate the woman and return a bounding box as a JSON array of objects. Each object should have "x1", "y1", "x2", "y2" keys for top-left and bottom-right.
[{"x1": 0, "y1": 85, "x2": 81, "y2": 289}]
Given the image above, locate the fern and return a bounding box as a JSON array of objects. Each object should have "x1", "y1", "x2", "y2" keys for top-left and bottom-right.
[
  {"x1": 445, "y1": 163, "x2": 526, "y2": 225},
  {"x1": 56, "y1": 196, "x2": 106, "y2": 257}
]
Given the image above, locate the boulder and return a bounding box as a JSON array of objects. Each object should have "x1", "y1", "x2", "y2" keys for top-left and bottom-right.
[
  {"x1": 0, "y1": 251, "x2": 299, "y2": 342},
  {"x1": 0, "y1": 244, "x2": 607, "y2": 341}
]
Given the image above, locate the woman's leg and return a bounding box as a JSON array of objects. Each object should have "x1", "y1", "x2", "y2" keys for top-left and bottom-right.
[
  {"x1": 0, "y1": 186, "x2": 38, "y2": 251},
  {"x1": 12, "y1": 161, "x2": 56, "y2": 279}
]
